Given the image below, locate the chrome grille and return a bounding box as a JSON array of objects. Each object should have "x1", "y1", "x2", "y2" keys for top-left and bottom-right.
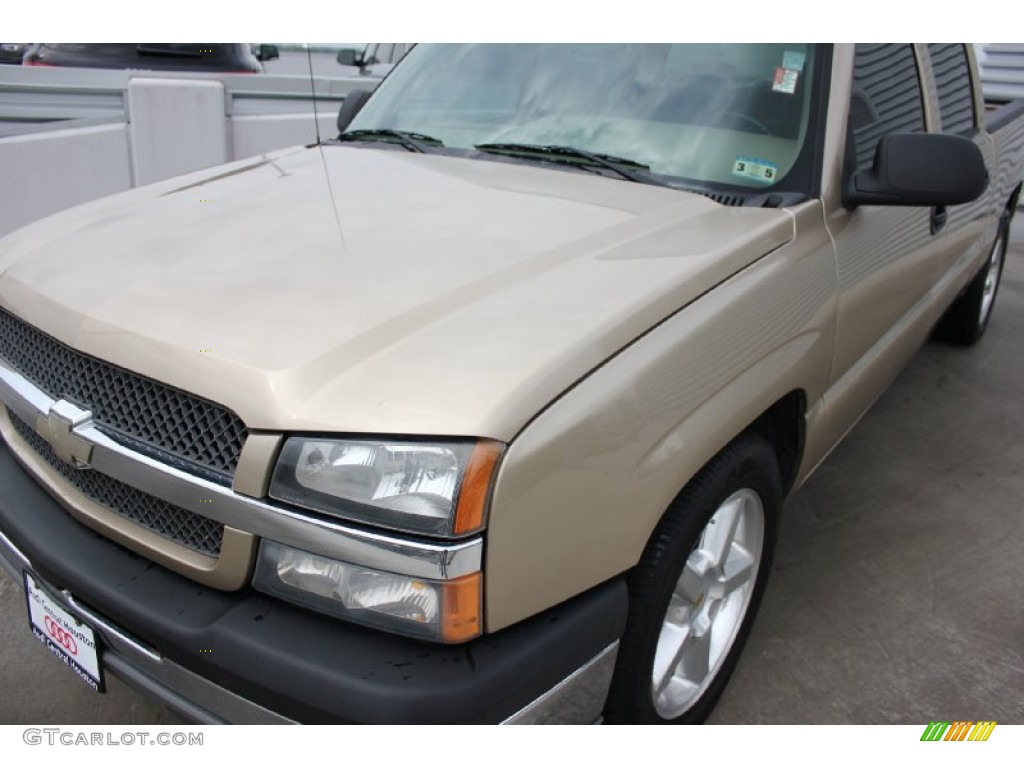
[
  {"x1": 7, "y1": 409, "x2": 223, "y2": 557},
  {"x1": 0, "y1": 308, "x2": 246, "y2": 480}
]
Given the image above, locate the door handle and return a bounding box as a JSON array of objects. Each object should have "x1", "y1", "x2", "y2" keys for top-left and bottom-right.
[{"x1": 930, "y1": 205, "x2": 948, "y2": 235}]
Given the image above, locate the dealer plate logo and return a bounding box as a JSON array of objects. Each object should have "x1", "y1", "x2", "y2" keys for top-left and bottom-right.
[{"x1": 24, "y1": 572, "x2": 104, "y2": 692}]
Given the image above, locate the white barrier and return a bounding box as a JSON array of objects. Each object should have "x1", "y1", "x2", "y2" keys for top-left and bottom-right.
[
  {"x1": 0, "y1": 123, "x2": 132, "y2": 238},
  {"x1": 231, "y1": 113, "x2": 338, "y2": 160},
  {"x1": 0, "y1": 66, "x2": 373, "y2": 236},
  {"x1": 975, "y1": 44, "x2": 1024, "y2": 104},
  {"x1": 127, "y1": 78, "x2": 229, "y2": 186}
]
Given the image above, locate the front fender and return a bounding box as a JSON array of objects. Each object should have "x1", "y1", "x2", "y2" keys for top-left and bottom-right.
[{"x1": 484, "y1": 203, "x2": 836, "y2": 631}]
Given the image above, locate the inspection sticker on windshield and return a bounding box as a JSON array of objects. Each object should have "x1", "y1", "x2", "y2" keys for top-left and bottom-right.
[
  {"x1": 772, "y1": 67, "x2": 800, "y2": 94},
  {"x1": 733, "y1": 157, "x2": 778, "y2": 184},
  {"x1": 782, "y1": 51, "x2": 806, "y2": 72},
  {"x1": 24, "y1": 572, "x2": 104, "y2": 692}
]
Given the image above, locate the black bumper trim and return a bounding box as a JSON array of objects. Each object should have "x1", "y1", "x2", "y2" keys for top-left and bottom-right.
[{"x1": 0, "y1": 440, "x2": 627, "y2": 723}]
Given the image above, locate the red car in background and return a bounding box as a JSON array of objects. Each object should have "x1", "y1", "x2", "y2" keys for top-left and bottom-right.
[{"x1": 21, "y1": 43, "x2": 278, "y2": 73}]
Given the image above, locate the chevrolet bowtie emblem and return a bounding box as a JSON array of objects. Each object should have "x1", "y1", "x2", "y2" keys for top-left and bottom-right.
[{"x1": 35, "y1": 400, "x2": 95, "y2": 469}]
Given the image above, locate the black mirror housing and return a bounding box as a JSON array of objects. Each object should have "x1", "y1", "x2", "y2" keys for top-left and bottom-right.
[
  {"x1": 845, "y1": 133, "x2": 988, "y2": 208},
  {"x1": 336, "y1": 48, "x2": 360, "y2": 67},
  {"x1": 337, "y1": 89, "x2": 373, "y2": 133},
  {"x1": 257, "y1": 44, "x2": 279, "y2": 62}
]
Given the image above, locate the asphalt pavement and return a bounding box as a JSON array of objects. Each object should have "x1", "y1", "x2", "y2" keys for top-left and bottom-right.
[{"x1": 1, "y1": 222, "x2": 1022, "y2": 725}]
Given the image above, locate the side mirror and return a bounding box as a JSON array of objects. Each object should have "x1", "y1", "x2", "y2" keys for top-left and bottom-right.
[
  {"x1": 845, "y1": 133, "x2": 988, "y2": 208},
  {"x1": 336, "y1": 48, "x2": 360, "y2": 67},
  {"x1": 337, "y1": 89, "x2": 372, "y2": 133},
  {"x1": 256, "y1": 44, "x2": 279, "y2": 62}
]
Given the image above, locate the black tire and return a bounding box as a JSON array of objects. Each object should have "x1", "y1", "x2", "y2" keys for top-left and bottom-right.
[
  {"x1": 935, "y1": 211, "x2": 1011, "y2": 346},
  {"x1": 603, "y1": 434, "x2": 781, "y2": 724}
]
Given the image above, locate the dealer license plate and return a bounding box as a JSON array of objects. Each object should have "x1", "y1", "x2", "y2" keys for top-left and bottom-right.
[{"x1": 24, "y1": 572, "x2": 105, "y2": 692}]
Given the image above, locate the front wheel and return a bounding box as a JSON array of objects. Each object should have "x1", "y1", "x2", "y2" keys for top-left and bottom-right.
[{"x1": 603, "y1": 435, "x2": 781, "y2": 723}]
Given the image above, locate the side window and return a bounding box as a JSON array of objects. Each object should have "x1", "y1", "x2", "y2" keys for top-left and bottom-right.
[
  {"x1": 927, "y1": 43, "x2": 975, "y2": 136},
  {"x1": 849, "y1": 44, "x2": 926, "y2": 173}
]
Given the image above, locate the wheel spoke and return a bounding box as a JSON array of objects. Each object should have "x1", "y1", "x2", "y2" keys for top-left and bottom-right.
[
  {"x1": 664, "y1": 593, "x2": 692, "y2": 626},
  {"x1": 674, "y1": 560, "x2": 705, "y2": 603},
  {"x1": 657, "y1": 677, "x2": 700, "y2": 711},
  {"x1": 699, "y1": 496, "x2": 744, "y2": 568},
  {"x1": 652, "y1": 622, "x2": 692, "y2": 696},
  {"x1": 707, "y1": 545, "x2": 755, "y2": 600},
  {"x1": 679, "y1": 620, "x2": 712, "y2": 684}
]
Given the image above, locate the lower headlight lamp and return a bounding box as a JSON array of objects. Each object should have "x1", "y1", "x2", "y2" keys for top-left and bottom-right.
[{"x1": 253, "y1": 540, "x2": 482, "y2": 643}]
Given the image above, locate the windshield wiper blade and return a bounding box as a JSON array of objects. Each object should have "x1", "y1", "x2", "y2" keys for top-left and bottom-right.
[
  {"x1": 474, "y1": 142, "x2": 667, "y2": 185},
  {"x1": 338, "y1": 129, "x2": 444, "y2": 153}
]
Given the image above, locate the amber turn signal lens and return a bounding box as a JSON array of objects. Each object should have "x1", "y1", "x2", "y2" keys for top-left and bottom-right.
[
  {"x1": 441, "y1": 572, "x2": 483, "y2": 643},
  {"x1": 453, "y1": 440, "x2": 504, "y2": 535}
]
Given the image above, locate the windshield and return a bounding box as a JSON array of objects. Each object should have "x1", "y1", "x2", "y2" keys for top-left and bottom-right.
[{"x1": 349, "y1": 44, "x2": 822, "y2": 192}]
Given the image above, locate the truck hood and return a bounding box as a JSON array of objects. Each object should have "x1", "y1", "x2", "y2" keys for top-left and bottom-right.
[{"x1": 0, "y1": 146, "x2": 794, "y2": 440}]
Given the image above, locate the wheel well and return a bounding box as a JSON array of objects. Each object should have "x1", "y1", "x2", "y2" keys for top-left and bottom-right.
[
  {"x1": 742, "y1": 391, "x2": 805, "y2": 497},
  {"x1": 1008, "y1": 183, "x2": 1021, "y2": 216}
]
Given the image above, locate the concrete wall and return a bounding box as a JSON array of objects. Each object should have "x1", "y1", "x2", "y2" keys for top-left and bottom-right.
[
  {"x1": 128, "y1": 79, "x2": 229, "y2": 186},
  {"x1": 0, "y1": 68, "x2": 369, "y2": 237},
  {"x1": 0, "y1": 122, "x2": 132, "y2": 237},
  {"x1": 231, "y1": 112, "x2": 336, "y2": 160}
]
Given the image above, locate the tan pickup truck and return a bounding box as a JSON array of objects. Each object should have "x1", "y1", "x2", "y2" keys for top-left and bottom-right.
[{"x1": 1, "y1": 44, "x2": 1022, "y2": 724}]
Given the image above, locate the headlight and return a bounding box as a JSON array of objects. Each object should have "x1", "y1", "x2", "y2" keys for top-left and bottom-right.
[
  {"x1": 253, "y1": 541, "x2": 482, "y2": 642},
  {"x1": 269, "y1": 437, "x2": 503, "y2": 537}
]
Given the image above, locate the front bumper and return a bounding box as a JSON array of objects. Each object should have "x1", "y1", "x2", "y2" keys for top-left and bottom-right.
[{"x1": 0, "y1": 440, "x2": 626, "y2": 724}]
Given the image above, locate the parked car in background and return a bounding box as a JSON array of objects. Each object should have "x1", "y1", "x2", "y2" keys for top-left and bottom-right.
[
  {"x1": 0, "y1": 43, "x2": 29, "y2": 65},
  {"x1": 336, "y1": 43, "x2": 412, "y2": 77},
  {"x1": 21, "y1": 43, "x2": 276, "y2": 73}
]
